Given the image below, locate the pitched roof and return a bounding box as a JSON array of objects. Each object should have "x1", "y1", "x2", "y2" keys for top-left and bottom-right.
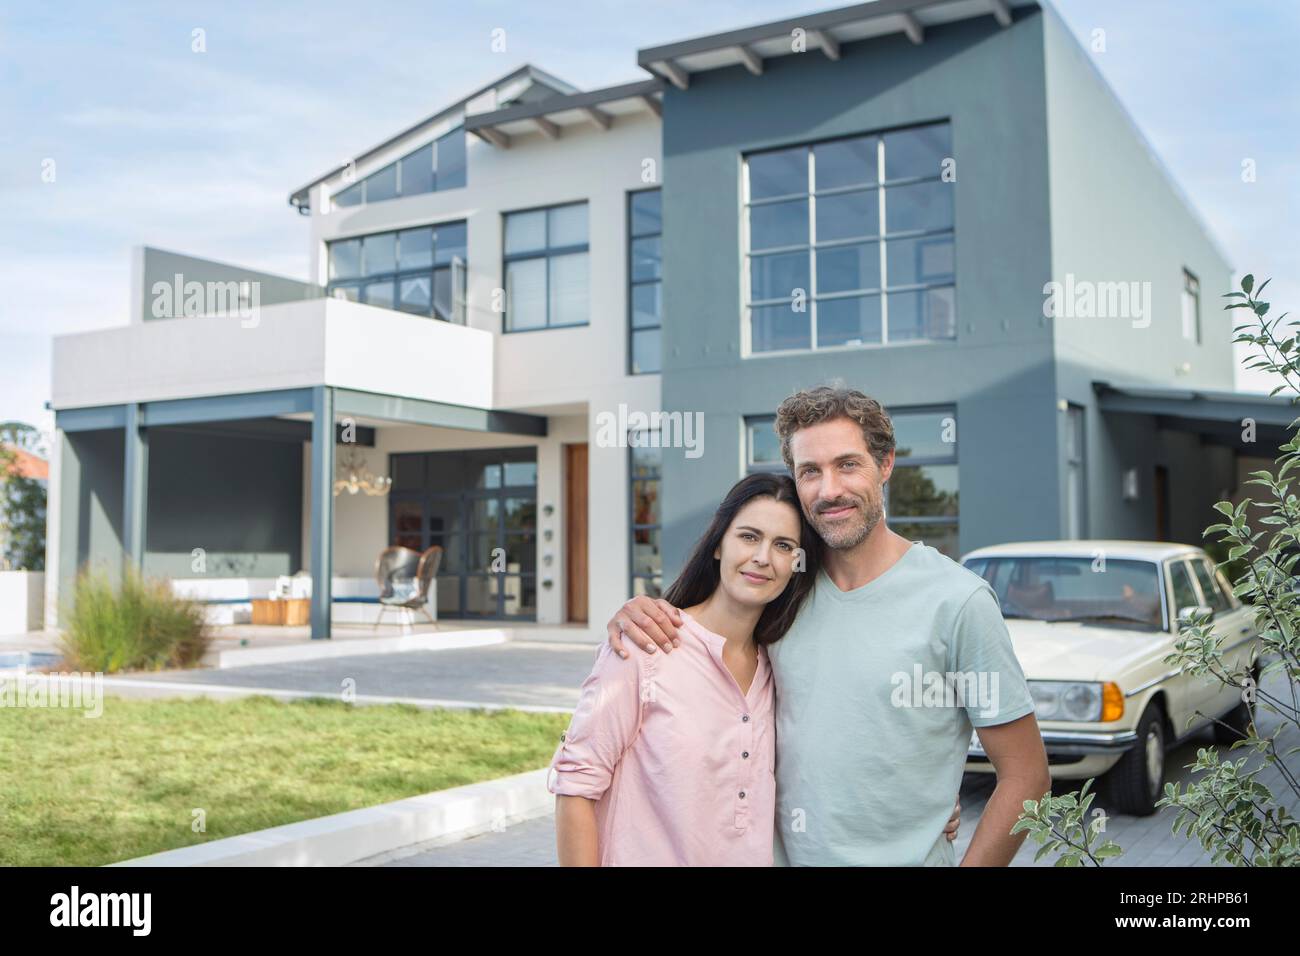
[
  {"x1": 287, "y1": 64, "x2": 578, "y2": 210},
  {"x1": 636, "y1": 0, "x2": 1037, "y2": 88}
]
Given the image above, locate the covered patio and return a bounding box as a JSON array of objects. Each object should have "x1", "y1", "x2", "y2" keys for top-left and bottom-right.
[{"x1": 51, "y1": 385, "x2": 548, "y2": 640}]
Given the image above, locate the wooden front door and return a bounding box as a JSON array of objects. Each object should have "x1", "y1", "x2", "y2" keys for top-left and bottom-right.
[{"x1": 565, "y1": 443, "x2": 588, "y2": 622}]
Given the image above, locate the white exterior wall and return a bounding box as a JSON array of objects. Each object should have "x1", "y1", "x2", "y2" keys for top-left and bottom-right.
[
  {"x1": 303, "y1": 107, "x2": 663, "y2": 632},
  {"x1": 47, "y1": 84, "x2": 664, "y2": 633}
]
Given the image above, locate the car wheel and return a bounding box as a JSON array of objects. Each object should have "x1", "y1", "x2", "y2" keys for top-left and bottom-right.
[
  {"x1": 1108, "y1": 703, "x2": 1165, "y2": 817},
  {"x1": 1213, "y1": 664, "x2": 1260, "y2": 745}
]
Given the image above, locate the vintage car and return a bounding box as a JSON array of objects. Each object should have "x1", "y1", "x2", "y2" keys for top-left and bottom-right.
[{"x1": 960, "y1": 540, "x2": 1260, "y2": 816}]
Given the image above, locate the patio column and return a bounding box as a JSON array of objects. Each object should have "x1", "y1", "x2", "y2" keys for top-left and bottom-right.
[
  {"x1": 122, "y1": 402, "x2": 148, "y2": 571},
  {"x1": 309, "y1": 386, "x2": 334, "y2": 639}
]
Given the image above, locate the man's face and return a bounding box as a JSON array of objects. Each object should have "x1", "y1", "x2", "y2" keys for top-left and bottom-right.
[{"x1": 788, "y1": 417, "x2": 893, "y2": 551}]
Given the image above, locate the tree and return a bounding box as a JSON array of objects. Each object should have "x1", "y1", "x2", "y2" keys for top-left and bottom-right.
[{"x1": 0, "y1": 421, "x2": 48, "y2": 571}]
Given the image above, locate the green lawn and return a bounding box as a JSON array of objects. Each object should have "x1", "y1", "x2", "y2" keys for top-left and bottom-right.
[{"x1": 0, "y1": 695, "x2": 568, "y2": 866}]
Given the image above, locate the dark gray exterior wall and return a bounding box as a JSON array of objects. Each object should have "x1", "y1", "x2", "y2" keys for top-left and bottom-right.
[
  {"x1": 143, "y1": 429, "x2": 303, "y2": 578},
  {"x1": 58, "y1": 429, "x2": 125, "y2": 600},
  {"x1": 57, "y1": 428, "x2": 303, "y2": 601},
  {"x1": 658, "y1": 8, "x2": 1059, "y2": 577}
]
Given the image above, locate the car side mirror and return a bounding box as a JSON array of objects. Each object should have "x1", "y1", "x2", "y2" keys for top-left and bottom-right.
[{"x1": 1177, "y1": 604, "x2": 1215, "y2": 625}]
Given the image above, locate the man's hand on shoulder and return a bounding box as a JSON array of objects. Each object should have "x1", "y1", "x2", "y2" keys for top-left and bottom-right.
[{"x1": 607, "y1": 596, "x2": 683, "y2": 658}]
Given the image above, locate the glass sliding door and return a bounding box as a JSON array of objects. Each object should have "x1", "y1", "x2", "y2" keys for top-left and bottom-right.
[{"x1": 387, "y1": 447, "x2": 537, "y2": 620}]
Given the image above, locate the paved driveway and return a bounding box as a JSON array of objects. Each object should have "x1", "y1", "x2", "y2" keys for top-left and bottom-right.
[{"x1": 128, "y1": 641, "x2": 600, "y2": 709}]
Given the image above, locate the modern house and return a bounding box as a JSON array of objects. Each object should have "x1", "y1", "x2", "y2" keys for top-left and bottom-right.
[{"x1": 44, "y1": 0, "x2": 1294, "y2": 640}]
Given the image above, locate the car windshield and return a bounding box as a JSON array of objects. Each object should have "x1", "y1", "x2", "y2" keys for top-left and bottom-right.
[{"x1": 962, "y1": 556, "x2": 1164, "y2": 631}]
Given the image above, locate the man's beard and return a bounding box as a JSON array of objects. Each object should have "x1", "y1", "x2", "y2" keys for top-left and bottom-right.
[{"x1": 811, "y1": 489, "x2": 884, "y2": 551}]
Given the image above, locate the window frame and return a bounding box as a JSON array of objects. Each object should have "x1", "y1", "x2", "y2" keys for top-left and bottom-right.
[
  {"x1": 741, "y1": 121, "x2": 956, "y2": 358},
  {"x1": 502, "y1": 200, "x2": 591, "y2": 333},
  {"x1": 883, "y1": 406, "x2": 959, "y2": 553},
  {"x1": 628, "y1": 428, "x2": 663, "y2": 599},
  {"x1": 1181, "y1": 268, "x2": 1202, "y2": 344},
  {"x1": 627, "y1": 187, "x2": 663, "y2": 375},
  {"x1": 326, "y1": 220, "x2": 467, "y2": 322},
  {"x1": 330, "y1": 125, "x2": 467, "y2": 211}
]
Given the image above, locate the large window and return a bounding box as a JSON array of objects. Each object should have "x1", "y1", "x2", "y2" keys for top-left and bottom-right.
[
  {"x1": 744, "y1": 406, "x2": 959, "y2": 557},
  {"x1": 327, "y1": 221, "x2": 466, "y2": 321},
  {"x1": 1181, "y1": 268, "x2": 1201, "y2": 343},
  {"x1": 743, "y1": 122, "x2": 955, "y2": 354},
  {"x1": 332, "y1": 126, "x2": 467, "y2": 210},
  {"x1": 389, "y1": 448, "x2": 537, "y2": 619},
  {"x1": 888, "y1": 408, "x2": 959, "y2": 556},
  {"x1": 629, "y1": 431, "x2": 662, "y2": 598},
  {"x1": 628, "y1": 189, "x2": 662, "y2": 373},
  {"x1": 504, "y1": 202, "x2": 589, "y2": 331}
]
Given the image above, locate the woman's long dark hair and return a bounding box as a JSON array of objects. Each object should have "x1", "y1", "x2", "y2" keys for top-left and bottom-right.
[{"x1": 662, "y1": 472, "x2": 821, "y2": 646}]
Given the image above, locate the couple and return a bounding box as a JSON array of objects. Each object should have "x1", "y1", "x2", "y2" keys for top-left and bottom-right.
[{"x1": 548, "y1": 386, "x2": 1051, "y2": 866}]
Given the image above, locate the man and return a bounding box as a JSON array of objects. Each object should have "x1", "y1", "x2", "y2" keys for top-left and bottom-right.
[{"x1": 608, "y1": 386, "x2": 1051, "y2": 865}]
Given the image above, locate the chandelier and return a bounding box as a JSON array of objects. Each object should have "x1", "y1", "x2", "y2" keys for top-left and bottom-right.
[{"x1": 333, "y1": 446, "x2": 392, "y2": 496}]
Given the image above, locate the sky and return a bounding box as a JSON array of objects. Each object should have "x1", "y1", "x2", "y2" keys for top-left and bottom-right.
[{"x1": 3, "y1": 0, "x2": 1298, "y2": 437}]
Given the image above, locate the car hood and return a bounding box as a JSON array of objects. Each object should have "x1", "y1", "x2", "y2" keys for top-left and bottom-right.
[{"x1": 1004, "y1": 618, "x2": 1169, "y2": 682}]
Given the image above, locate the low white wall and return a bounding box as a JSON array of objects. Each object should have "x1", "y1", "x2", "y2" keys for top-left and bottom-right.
[{"x1": 0, "y1": 571, "x2": 45, "y2": 634}]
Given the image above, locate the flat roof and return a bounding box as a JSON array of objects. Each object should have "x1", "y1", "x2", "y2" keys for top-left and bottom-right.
[
  {"x1": 1094, "y1": 380, "x2": 1299, "y2": 428},
  {"x1": 636, "y1": 0, "x2": 1038, "y2": 89}
]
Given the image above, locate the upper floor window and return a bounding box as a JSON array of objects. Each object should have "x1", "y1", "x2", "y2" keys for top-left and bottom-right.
[
  {"x1": 331, "y1": 126, "x2": 467, "y2": 210},
  {"x1": 629, "y1": 189, "x2": 662, "y2": 373},
  {"x1": 743, "y1": 122, "x2": 955, "y2": 354},
  {"x1": 503, "y1": 202, "x2": 589, "y2": 331},
  {"x1": 1181, "y1": 268, "x2": 1201, "y2": 343},
  {"x1": 327, "y1": 221, "x2": 467, "y2": 322}
]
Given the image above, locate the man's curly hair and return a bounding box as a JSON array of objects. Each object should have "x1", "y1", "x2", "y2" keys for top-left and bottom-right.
[{"x1": 774, "y1": 385, "x2": 895, "y2": 473}]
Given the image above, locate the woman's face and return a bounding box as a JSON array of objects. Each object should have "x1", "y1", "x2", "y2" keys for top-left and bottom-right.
[{"x1": 712, "y1": 496, "x2": 805, "y2": 608}]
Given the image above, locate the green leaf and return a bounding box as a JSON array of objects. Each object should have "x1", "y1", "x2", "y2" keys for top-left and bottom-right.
[{"x1": 1242, "y1": 274, "x2": 1254, "y2": 294}]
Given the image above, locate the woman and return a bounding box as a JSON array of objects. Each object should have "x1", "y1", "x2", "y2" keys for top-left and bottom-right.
[{"x1": 548, "y1": 472, "x2": 819, "y2": 866}]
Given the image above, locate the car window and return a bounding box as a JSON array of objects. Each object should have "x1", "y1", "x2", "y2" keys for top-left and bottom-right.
[
  {"x1": 1214, "y1": 568, "x2": 1239, "y2": 609},
  {"x1": 1168, "y1": 559, "x2": 1200, "y2": 611},
  {"x1": 1191, "y1": 559, "x2": 1232, "y2": 613},
  {"x1": 961, "y1": 556, "x2": 1162, "y2": 629}
]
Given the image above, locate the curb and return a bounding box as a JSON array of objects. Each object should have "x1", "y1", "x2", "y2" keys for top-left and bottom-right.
[
  {"x1": 212, "y1": 628, "x2": 510, "y2": 668},
  {"x1": 110, "y1": 767, "x2": 554, "y2": 867}
]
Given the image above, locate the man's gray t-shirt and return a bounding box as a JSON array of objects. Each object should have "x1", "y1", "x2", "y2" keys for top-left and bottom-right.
[{"x1": 767, "y1": 541, "x2": 1035, "y2": 866}]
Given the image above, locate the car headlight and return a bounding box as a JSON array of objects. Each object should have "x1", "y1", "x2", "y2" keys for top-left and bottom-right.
[{"x1": 1030, "y1": 681, "x2": 1103, "y2": 721}]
